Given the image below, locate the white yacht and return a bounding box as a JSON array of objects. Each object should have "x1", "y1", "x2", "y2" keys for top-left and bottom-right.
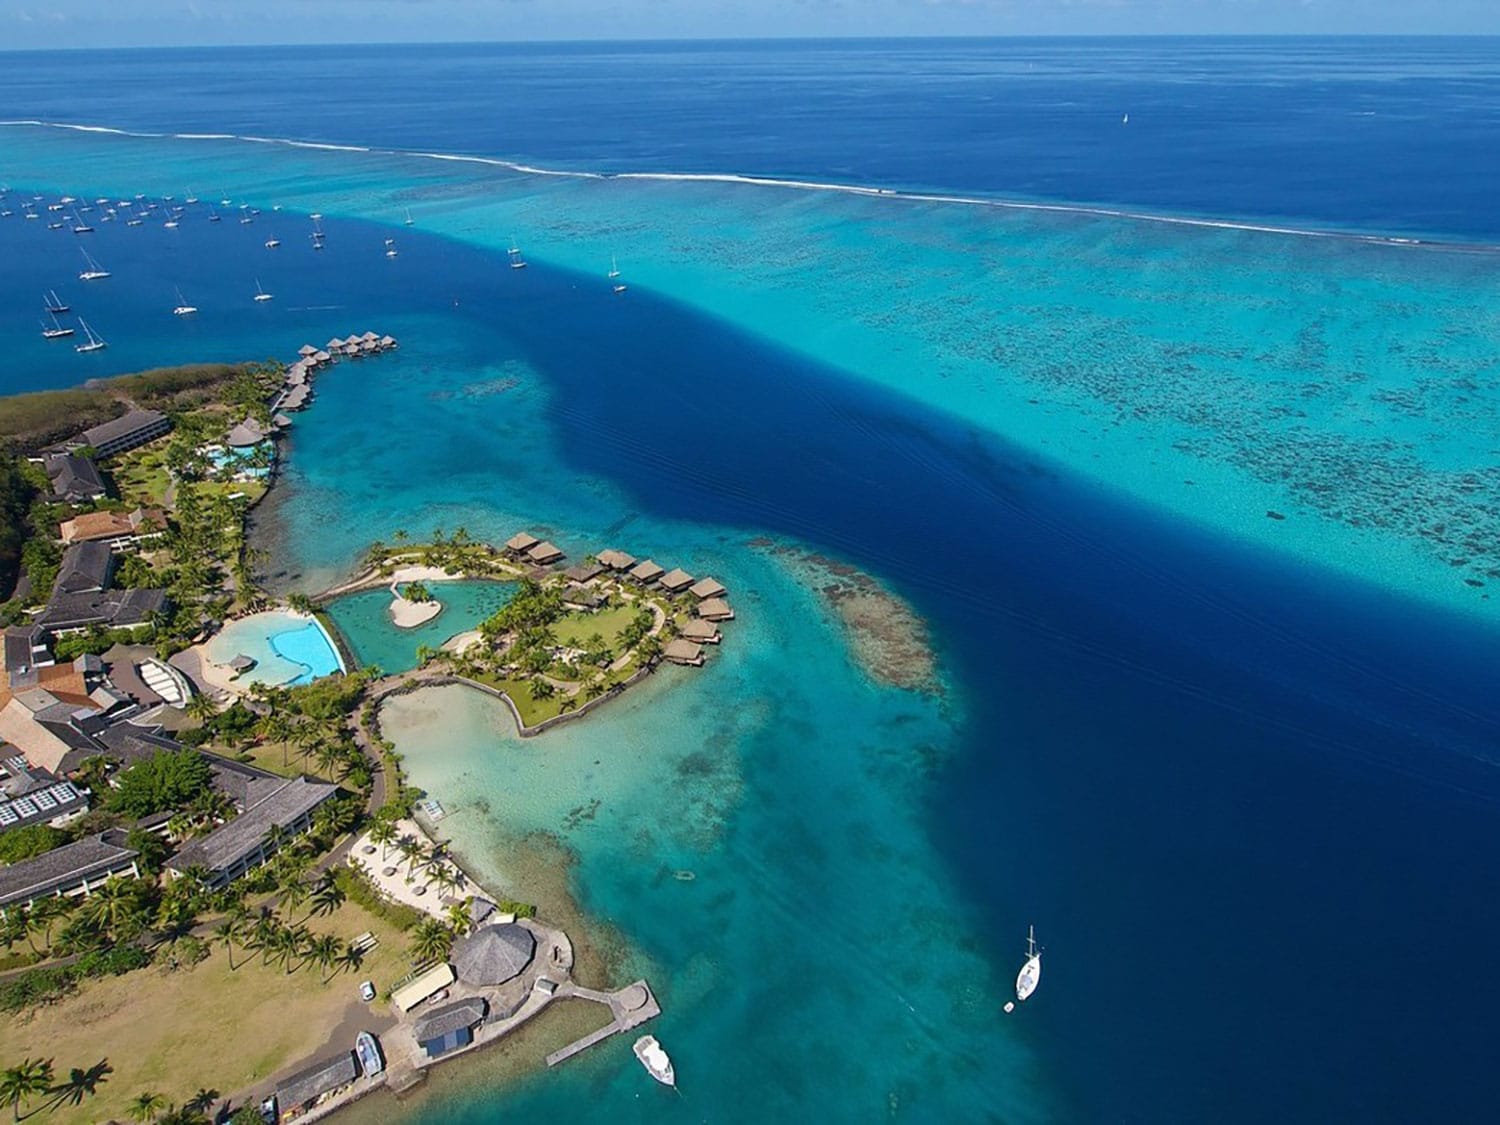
[
  {"x1": 253, "y1": 279, "x2": 273, "y2": 303},
  {"x1": 508, "y1": 236, "x2": 528, "y2": 269},
  {"x1": 75, "y1": 318, "x2": 107, "y2": 353},
  {"x1": 632, "y1": 1035, "x2": 675, "y2": 1087},
  {"x1": 1015, "y1": 925, "x2": 1042, "y2": 1003},
  {"x1": 41, "y1": 311, "x2": 74, "y2": 340},
  {"x1": 78, "y1": 250, "x2": 110, "y2": 281},
  {"x1": 173, "y1": 288, "x2": 198, "y2": 316}
]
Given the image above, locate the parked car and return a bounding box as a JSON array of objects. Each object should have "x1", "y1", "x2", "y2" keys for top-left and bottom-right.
[
  {"x1": 258, "y1": 1096, "x2": 277, "y2": 1124},
  {"x1": 359, "y1": 980, "x2": 376, "y2": 1002}
]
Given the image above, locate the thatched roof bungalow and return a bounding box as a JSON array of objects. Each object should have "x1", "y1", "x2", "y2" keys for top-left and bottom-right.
[
  {"x1": 658, "y1": 568, "x2": 694, "y2": 594},
  {"x1": 597, "y1": 549, "x2": 636, "y2": 570},
  {"x1": 681, "y1": 619, "x2": 720, "y2": 644},
  {"x1": 505, "y1": 532, "x2": 539, "y2": 554},
  {"x1": 452, "y1": 922, "x2": 536, "y2": 986},
  {"x1": 697, "y1": 597, "x2": 734, "y2": 622},
  {"x1": 563, "y1": 562, "x2": 604, "y2": 584},
  {"x1": 526, "y1": 541, "x2": 564, "y2": 565},
  {"x1": 629, "y1": 559, "x2": 665, "y2": 584},
  {"x1": 690, "y1": 577, "x2": 727, "y2": 600},
  {"x1": 662, "y1": 639, "x2": 705, "y2": 667}
]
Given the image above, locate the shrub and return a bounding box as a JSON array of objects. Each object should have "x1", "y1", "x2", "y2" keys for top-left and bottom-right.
[{"x1": 332, "y1": 866, "x2": 423, "y2": 932}]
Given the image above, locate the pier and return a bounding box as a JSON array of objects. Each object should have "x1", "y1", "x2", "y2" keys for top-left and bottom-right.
[{"x1": 545, "y1": 981, "x2": 662, "y2": 1066}]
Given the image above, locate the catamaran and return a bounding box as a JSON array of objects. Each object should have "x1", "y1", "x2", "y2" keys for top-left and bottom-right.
[
  {"x1": 632, "y1": 1035, "x2": 675, "y2": 1087},
  {"x1": 78, "y1": 250, "x2": 110, "y2": 281},
  {"x1": 1015, "y1": 925, "x2": 1042, "y2": 1003},
  {"x1": 41, "y1": 311, "x2": 74, "y2": 340},
  {"x1": 253, "y1": 279, "x2": 273, "y2": 303},
  {"x1": 508, "y1": 236, "x2": 528, "y2": 270},
  {"x1": 74, "y1": 318, "x2": 107, "y2": 353},
  {"x1": 173, "y1": 288, "x2": 198, "y2": 316},
  {"x1": 45, "y1": 290, "x2": 69, "y2": 314}
]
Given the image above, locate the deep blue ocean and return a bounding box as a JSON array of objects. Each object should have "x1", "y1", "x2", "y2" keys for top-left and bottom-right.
[{"x1": 3, "y1": 38, "x2": 1500, "y2": 1124}]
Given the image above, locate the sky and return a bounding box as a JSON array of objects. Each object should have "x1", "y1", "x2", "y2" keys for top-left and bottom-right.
[{"x1": 1, "y1": 0, "x2": 1498, "y2": 49}]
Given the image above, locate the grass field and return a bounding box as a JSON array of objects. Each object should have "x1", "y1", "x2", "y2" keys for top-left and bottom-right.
[
  {"x1": 550, "y1": 604, "x2": 636, "y2": 649},
  {"x1": 0, "y1": 901, "x2": 410, "y2": 1124}
]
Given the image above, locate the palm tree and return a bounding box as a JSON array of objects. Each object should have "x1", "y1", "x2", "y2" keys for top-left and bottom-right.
[
  {"x1": 0, "y1": 1059, "x2": 53, "y2": 1122},
  {"x1": 183, "y1": 1087, "x2": 220, "y2": 1115},
  {"x1": 306, "y1": 873, "x2": 345, "y2": 920},
  {"x1": 268, "y1": 925, "x2": 304, "y2": 974},
  {"x1": 445, "y1": 900, "x2": 472, "y2": 937},
  {"x1": 26, "y1": 897, "x2": 71, "y2": 953},
  {"x1": 41, "y1": 1059, "x2": 111, "y2": 1113},
  {"x1": 82, "y1": 877, "x2": 144, "y2": 941},
  {"x1": 306, "y1": 934, "x2": 342, "y2": 983},
  {"x1": 277, "y1": 874, "x2": 310, "y2": 917},
  {"x1": 184, "y1": 692, "x2": 218, "y2": 724},
  {"x1": 369, "y1": 818, "x2": 397, "y2": 860},
  {"x1": 396, "y1": 836, "x2": 422, "y2": 878},
  {"x1": 406, "y1": 917, "x2": 453, "y2": 965},
  {"x1": 335, "y1": 939, "x2": 366, "y2": 978}
]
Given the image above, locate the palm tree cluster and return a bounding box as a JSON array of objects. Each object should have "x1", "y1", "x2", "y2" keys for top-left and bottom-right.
[
  {"x1": 0, "y1": 1057, "x2": 111, "y2": 1120},
  {"x1": 124, "y1": 1084, "x2": 220, "y2": 1124},
  {"x1": 211, "y1": 872, "x2": 363, "y2": 984}
]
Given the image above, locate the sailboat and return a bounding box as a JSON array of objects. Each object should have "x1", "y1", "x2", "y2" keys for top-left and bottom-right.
[
  {"x1": 74, "y1": 318, "x2": 107, "y2": 353},
  {"x1": 404, "y1": 207, "x2": 414, "y2": 226},
  {"x1": 1015, "y1": 925, "x2": 1042, "y2": 1003},
  {"x1": 78, "y1": 250, "x2": 110, "y2": 281},
  {"x1": 163, "y1": 213, "x2": 180, "y2": 229},
  {"x1": 253, "y1": 279, "x2": 273, "y2": 303},
  {"x1": 173, "y1": 287, "x2": 198, "y2": 316},
  {"x1": 45, "y1": 290, "x2": 69, "y2": 314},
  {"x1": 384, "y1": 238, "x2": 398, "y2": 259},
  {"x1": 508, "y1": 236, "x2": 528, "y2": 270},
  {"x1": 609, "y1": 256, "x2": 628, "y2": 294},
  {"x1": 41, "y1": 311, "x2": 74, "y2": 340},
  {"x1": 185, "y1": 189, "x2": 199, "y2": 205},
  {"x1": 207, "y1": 208, "x2": 222, "y2": 223},
  {"x1": 71, "y1": 211, "x2": 94, "y2": 233},
  {"x1": 264, "y1": 236, "x2": 281, "y2": 248}
]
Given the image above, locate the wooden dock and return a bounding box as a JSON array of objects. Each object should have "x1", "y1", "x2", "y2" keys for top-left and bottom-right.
[{"x1": 544, "y1": 980, "x2": 661, "y2": 1067}]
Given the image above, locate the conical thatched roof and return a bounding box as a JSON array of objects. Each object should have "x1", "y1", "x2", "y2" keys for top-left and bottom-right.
[{"x1": 452, "y1": 922, "x2": 536, "y2": 986}]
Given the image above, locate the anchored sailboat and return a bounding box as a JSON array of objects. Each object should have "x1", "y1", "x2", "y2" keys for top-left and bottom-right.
[
  {"x1": 75, "y1": 318, "x2": 107, "y2": 353},
  {"x1": 173, "y1": 288, "x2": 198, "y2": 316},
  {"x1": 508, "y1": 236, "x2": 528, "y2": 270},
  {"x1": 1015, "y1": 925, "x2": 1042, "y2": 1003},
  {"x1": 78, "y1": 250, "x2": 110, "y2": 281},
  {"x1": 41, "y1": 311, "x2": 74, "y2": 340},
  {"x1": 253, "y1": 279, "x2": 273, "y2": 303},
  {"x1": 404, "y1": 207, "x2": 414, "y2": 226},
  {"x1": 45, "y1": 290, "x2": 69, "y2": 314}
]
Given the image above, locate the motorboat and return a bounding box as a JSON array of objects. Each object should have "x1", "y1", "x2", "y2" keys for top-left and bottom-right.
[{"x1": 632, "y1": 1035, "x2": 675, "y2": 1087}]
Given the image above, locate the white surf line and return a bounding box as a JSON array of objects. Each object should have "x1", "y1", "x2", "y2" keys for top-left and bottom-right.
[{"x1": 2, "y1": 118, "x2": 1491, "y2": 251}]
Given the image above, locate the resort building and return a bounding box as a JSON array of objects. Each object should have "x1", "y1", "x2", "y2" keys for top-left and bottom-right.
[
  {"x1": 0, "y1": 689, "x2": 107, "y2": 775},
  {"x1": 55, "y1": 542, "x2": 113, "y2": 593},
  {"x1": 59, "y1": 507, "x2": 163, "y2": 546},
  {"x1": 662, "y1": 639, "x2": 705, "y2": 667},
  {"x1": 414, "y1": 998, "x2": 488, "y2": 1060},
  {"x1": 36, "y1": 587, "x2": 168, "y2": 634},
  {"x1": 225, "y1": 417, "x2": 273, "y2": 448},
  {"x1": 658, "y1": 568, "x2": 694, "y2": 595},
  {"x1": 392, "y1": 963, "x2": 457, "y2": 1012},
  {"x1": 75, "y1": 409, "x2": 171, "y2": 459},
  {"x1": 43, "y1": 453, "x2": 106, "y2": 504},
  {"x1": 3, "y1": 627, "x2": 53, "y2": 678},
  {"x1": 452, "y1": 922, "x2": 537, "y2": 987},
  {"x1": 274, "y1": 1051, "x2": 359, "y2": 1121},
  {"x1": 0, "y1": 756, "x2": 88, "y2": 833},
  {"x1": 0, "y1": 828, "x2": 140, "y2": 915},
  {"x1": 690, "y1": 577, "x2": 727, "y2": 600},
  {"x1": 629, "y1": 559, "x2": 666, "y2": 584},
  {"x1": 596, "y1": 549, "x2": 637, "y2": 571},
  {"x1": 526, "y1": 541, "x2": 565, "y2": 566},
  {"x1": 680, "y1": 619, "x2": 721, "y2": 644},
  {"x1": 562, "y1": 561, "x2": 604, "y2": 585},
  {"x1": 165, "y1": 775, "x2": 339, "y2": 888},
  {"x1": 504, "y1": 532, "x2": 539, "y2": 556},
  {"x1": 697, "y1": 597, "x2": 735, "y2": 622}
]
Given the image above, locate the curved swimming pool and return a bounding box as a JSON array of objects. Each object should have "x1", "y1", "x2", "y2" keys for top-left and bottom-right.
[{"x1": 206, "y1": 611, "x2": 345, "y2": 687}]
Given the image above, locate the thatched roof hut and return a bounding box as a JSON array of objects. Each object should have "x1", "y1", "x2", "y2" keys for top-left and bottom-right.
[
  {"x1": 697, "y1": 597, "x2": 734, "y2": 621},
  {"x1": 505, "y1": 532, "x2": 539, "y2": 553},
  {"x1": 663, "y1": 639, "x2": 705, "y2": 666},
  {"x1": 597, "y1": 549, "x2": 636, "y2": 570},
  {"x1": 658, "y1": 568, "x2": 694, "y2": 593},
  {"x1": 527, "y1": 541, "x2": 564, "y2": 565},
  {"x1": 452, "y1": 922, "x2": 536, "y2": 986},
  {"x1": 690, "y1": 577, "x2": 726, "y2": 600},
  {"x1": 629, "y1": 559, "x2": 665, "y2": 583}
]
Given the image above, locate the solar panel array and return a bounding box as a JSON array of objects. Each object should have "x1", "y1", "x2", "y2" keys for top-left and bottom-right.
[{"x1": 0, "y1": 782, "x2": 82, "y2": 828}]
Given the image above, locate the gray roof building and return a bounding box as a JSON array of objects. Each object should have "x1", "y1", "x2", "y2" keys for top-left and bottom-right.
[
  {"x1": 412, "y1": 997, "x2": 486, "y2": 1046},
  {"x1": 689, "y1": 577, "x2": 727, "y2": 600},
  {"x1": 55, "y1": 542, "x2": 114, "y2": 595},
  {"x1": 629, "y1": 559, "x2": 665, "y2": 584},
  {"x1": 166, "y1": 775, "x2": 338, "y2": 887},
  {"x1": 452, "y1": 922, "x2": 536, "y2": 986},
  {"x1": 36, "y1": 588, "x2": 168, "y2": 633},
  {"x1": 0, "y1": 829, "x2": 138, "y2": 910},
  {"x1": 44, "y1": 454, "x2": 106, "y2": 503},
  {"x1": 275, "y1": 1052, "x2": 358, "y2": 1116},
  {"x1": 526, "y1": 541, "x2": 564, "y2": 565},
  {"x1": 658, "y1": 568, "x2": 694, "y2": 594},
  {"x1": 596, "y1": 549, "x2": 636, "y2": 570},
  {"x1": 504, "y1": 532, "x2": 539, "y2": 553},
  {"x1": 77, "y1": 410, "x2": 171, "y2": 459}
]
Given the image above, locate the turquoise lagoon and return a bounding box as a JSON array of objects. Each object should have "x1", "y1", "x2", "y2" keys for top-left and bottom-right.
[
  {"x1": 323, "y1": 580, "x2": 515, "y2": 675},
  {"x1": 205, "y1": 611, "x2": 345, "y2": 687},
  {"x1": 4, "y1": 120, "x2": 1500, "y2": 1124}
]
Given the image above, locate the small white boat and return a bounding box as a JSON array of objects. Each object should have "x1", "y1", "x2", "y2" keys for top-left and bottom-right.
[
  {"x1": 508, "y1": 236, "x2": 528, "y2": 270},
  {"x1": 207, "y1": 208, "x2": 221, "y2": 223},
  {"x1": 264, "y1": 237, "x2": 281, "y2": 248},
  {"x1": 173, "y1": 287, "x2": 198, "y2": 316},
  {"x1": 1015, "y1": 925, "x2": 1042, "y2": 1003},
  {"x1": 45, "y1": 290, "x2": 69, "y2": 314},
  {"x1": 632, "y1": 1035, "x2": 675, "y2": 1087},
  {"x1": 126, "y1": 218, "x2": 143, "y2": 227},
  {"x1": 78, "y1": 250, "x2": 110, "y2": 281},
  {"x1": 71, "y1": 213, "x2": 93, "y2": 233},
  {"x1": 355, "y1": 1031, "x2": 384, "y2": 1077},
  {"x1": 404, "y1": 207, "x2": 414, "y2": 226},
  {"x1": 385, "y1": 237, "x2": 398, "y2": 258},
  {"x1": 163, "y1": 216, "x2": 179, "y2": 228},
  {"x1": 41, "y1": 311, "x2": 74, "y2": 340},
  {"x1": 185, "y1": 189, "x2": 199, "y2": 204},
  {"x1": 75, "y1": 318, "x2": 107, "y2": 353},
  {"x1": 253, "y1": 278, "x2": 273, "y2": 303},
  {"x1": 608, "y1": 255, "x2": 621, "y2": 280}
]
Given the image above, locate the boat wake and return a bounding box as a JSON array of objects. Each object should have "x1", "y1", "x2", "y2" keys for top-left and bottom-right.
[{"x1": 0, "y1": 118, "x2": 1492, "y2": 251}]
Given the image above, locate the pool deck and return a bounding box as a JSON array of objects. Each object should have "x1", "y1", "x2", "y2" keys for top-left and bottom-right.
[{"x1": 176, "y1": 609, "x2": 347, "y2": 700}]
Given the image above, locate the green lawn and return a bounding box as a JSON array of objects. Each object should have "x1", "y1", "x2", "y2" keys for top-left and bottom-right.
[{"x1": 550, "y1": 604, "x2": 637, "y2": 648}]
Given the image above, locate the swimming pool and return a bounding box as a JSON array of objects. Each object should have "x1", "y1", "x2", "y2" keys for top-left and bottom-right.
[
  {"x1": 324, "y1": 580, "x2": 515, "y2": 675},
  {"x1": 206, "y1": 611, "x2": 344, "y2": 687}
]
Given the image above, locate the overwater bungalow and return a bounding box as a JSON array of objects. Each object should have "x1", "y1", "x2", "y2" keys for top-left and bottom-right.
[
  {"x1": 297, "y1": 344, "x2": 317, "y2": 359},
  {"x1": 282, "y1": 385, "x2": 310, "y2": 411},
  {"x1": 380, "y1": 334, "x2": 398, "y2": 349},
  {"x1": 527, "y1": 541, "x2": 565, "y2": 565},
  {"x1": 658, "y1": 568, "x2": 694, "y2": 594},
  {"x1": 505, "y1": 532, "x2": 539, "y2": 555},
  {"x1": 681, "y1": 619, "x2": 720, "y2": 644},
  {"x1": 313, "y1": 349, "x2": 332, "y2": 365},
  {"x1": 360, "y1": 338, "x2": 380, "y2": 355},
  {"x1": 690, "y1": 577, "x2": 727, "y2": 600},
  {"x1": 662, "y1": 639, "x2": 705, "y2": 667},
  {"x1": 597, "y1": 549, "x2": 637, "y2": 570},
  {"x1": 563, "y1": 561, "x2": 604, "y2": 585},
  {"x1": 697, "y1": 597, "x2": 734, "y2": 622},
  {"x1": 324, "y1": 337, "x2": 344, "y2": 352},
  {"x1": 629, "y1": 559, "x2": 666, "y2": 584}
]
